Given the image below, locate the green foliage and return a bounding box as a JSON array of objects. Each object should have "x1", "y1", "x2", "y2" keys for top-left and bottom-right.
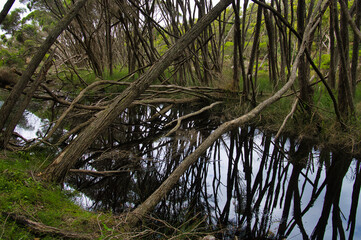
[
  {"x1": 0, "y1": 8, "x2": 26, "y2": 34},
  {"x1": 0, "y1": 151, "x2": 101, "y2": 239},
  {"x1": 223, "y1": 41, "x2": 234, "y2": 56},
  {"x1": 0, "y1": 48, "x2": 25, "y2": 67},
  {"x1": 0, "y1": 5, "x2": 54, "y2": 68},
  {"x1": 320, "y1": 54, "x2": 330, "y2": 70}
]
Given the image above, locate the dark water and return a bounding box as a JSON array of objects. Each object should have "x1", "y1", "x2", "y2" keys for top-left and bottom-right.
[{"x1": 61, "y1": 104, "x2": 361, "y2": 239}]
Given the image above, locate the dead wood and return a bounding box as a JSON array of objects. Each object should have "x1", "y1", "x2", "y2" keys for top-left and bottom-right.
[
  {"x1": 125, "y1": 0, "x2": 325, "y2": 226},
  {"x1": 164, "y1": 101, "x2": 222, "y2": 137},
  {"x1": 274, "y1": 97, "x2": 299, "y2": 141},
  {"x1": 3, "y1": 212, "x2": 94, "y2": 239},
  {"x1": 69, "y1": 169, "x2": 131, "y2": 177},
  {"x1": 41, "y1": 80, "x2": 125, "y2": 143}
]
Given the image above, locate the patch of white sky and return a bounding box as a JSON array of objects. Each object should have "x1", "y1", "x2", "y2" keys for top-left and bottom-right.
[{"x1": 0, "y1": 0, "x2": 27, "y2": 12}]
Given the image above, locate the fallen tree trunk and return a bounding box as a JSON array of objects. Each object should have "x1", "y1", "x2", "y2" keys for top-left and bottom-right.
[
  {"x1": 125, "y1": 0, "x2": 326, "y2": 226},
  {"x1": 4, "y1": 212, "x2": 94, "y2": 239},
  {"x1": 40, "y1": 0, "x2": 234, "y2": 183}
]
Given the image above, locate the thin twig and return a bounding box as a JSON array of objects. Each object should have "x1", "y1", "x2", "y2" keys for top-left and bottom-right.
[{"x1": 274, "y1": 97, "x2": 299, "y2": 141}]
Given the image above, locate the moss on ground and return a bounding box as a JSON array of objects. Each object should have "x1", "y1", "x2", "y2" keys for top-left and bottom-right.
[{"x1": 0, "y1": 151, "x2": 120, "y2": 239}]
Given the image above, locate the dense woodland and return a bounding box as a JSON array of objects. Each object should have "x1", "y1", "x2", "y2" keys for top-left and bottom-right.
[{"x1": 1, "y1": 0, "x2": 361, "y2": 238}]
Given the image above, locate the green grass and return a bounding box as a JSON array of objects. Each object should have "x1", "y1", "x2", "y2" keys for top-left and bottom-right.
[{"x1": 0, "y1": 151, "x2": 115, "y2": 239}]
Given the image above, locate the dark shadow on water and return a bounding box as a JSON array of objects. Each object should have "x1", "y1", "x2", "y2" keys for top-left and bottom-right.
[{"x1": 65, "y1": 104, "x2": 361, "y2": 239}]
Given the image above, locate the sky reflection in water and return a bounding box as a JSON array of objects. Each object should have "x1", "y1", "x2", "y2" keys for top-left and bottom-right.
[{"x1": 16, "y1": 103, "x2": 361, "y2": 239}]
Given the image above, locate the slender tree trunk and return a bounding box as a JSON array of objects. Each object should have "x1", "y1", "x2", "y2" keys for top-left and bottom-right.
[
  {"x1": 329, "y1": 1, "x2": 336, "y2": 89},
  {"x1": 40, "y1": 0, "x2": 234, "y2": 184},
  {"x1": 0, "y1": 0, "x2": 88, "y2": 149},
  {"x1": 104, "y1": 0, "x2": 113, "y2": 76},
  {"x1": 335, "y1": 0, "x2": 354, "y2": 117},
  {"x1": 240, "y1": 0, "x2": 249, "y2": 101},
  {"x1": 0, "y1": 0, "x2": 15, "y2": 24},
  {"x1": 263, "y1": 2, "x2": 277, "y2": 88},
  {"x1": 232, "y1": 0, "x2": 241, "y2": 92},
  {"x1": 247, "y1": 3, "x2": 263, "y2": 106},
  {"x1": 350, "y1": 0, "x2": 361, "y2": 96},
  {"x1": 297, "y1": 0, "x2": 313, "y2": 109}
]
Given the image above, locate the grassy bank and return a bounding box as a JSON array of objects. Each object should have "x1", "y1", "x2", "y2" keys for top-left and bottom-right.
[
  {"x1": 0, "y1": 151, "x2": 216, "y2": 239},
  {"x1": 0, "y1": 151, "x2": 116, "y2": 239}
]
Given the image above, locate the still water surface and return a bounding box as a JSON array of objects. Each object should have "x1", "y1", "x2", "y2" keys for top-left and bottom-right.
[{"x1": 17, "y1": 103, "x2": 361, "y2": 239}]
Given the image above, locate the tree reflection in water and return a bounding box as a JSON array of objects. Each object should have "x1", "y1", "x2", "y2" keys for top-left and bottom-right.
[{"x1": 66, "y1": 105, "x2": 361, "y2": 239}]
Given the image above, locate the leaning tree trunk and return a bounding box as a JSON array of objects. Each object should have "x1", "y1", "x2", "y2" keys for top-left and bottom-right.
[
  {"x1": 125, "y1": 0, "x2": 325, "y2": 227},
  {"x1": 0, "y1": 0, "x2": 15, "y2": 24},
  {"x1": 2, "y1": 52, "x2": 55, "y2": 147},
  {"x1": 0, "y1": 0, "x2": 88, "y2": 148},
  {"x1": 40, "y1": 0, "x2": 234, "y2": 184}
]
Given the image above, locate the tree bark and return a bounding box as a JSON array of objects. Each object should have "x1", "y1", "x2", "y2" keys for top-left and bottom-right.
[
  {"x1": 125, "y1": 0, "x2": 324, "y2": 226},
  {"x1": 329, "y1": 1, "x2": 336, "y2": 89},
  {"x1": 349, "y1": 0, "x2": 361, "y2": 95},
  {"x1": 297, "y1": 0, "x2": 313, "y2": 108},
  {"x1": 335, "y1": 0, "x2": 355, "y2": 117},
  {"x1": 247, "y1": 2, "x2": 263, "y2": 106},
  {"x1": 40, "y1": 0, "x2": 234, "y2": 184},
  {"x1": 104, "y1": 0, "x2": 113, "y2": 76},
  {"x1": 263, "y1": 2, "x2": 278, "y2": 87},
  {"x1": 0, "y1": 0, "x2": 15, "y2": 24},
  {"x1": 0, "y1": 0, "x2": 88, "y2": 148},
  {"x1": 232, "y1": 0, "x2": 241, "y2": 92}
]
